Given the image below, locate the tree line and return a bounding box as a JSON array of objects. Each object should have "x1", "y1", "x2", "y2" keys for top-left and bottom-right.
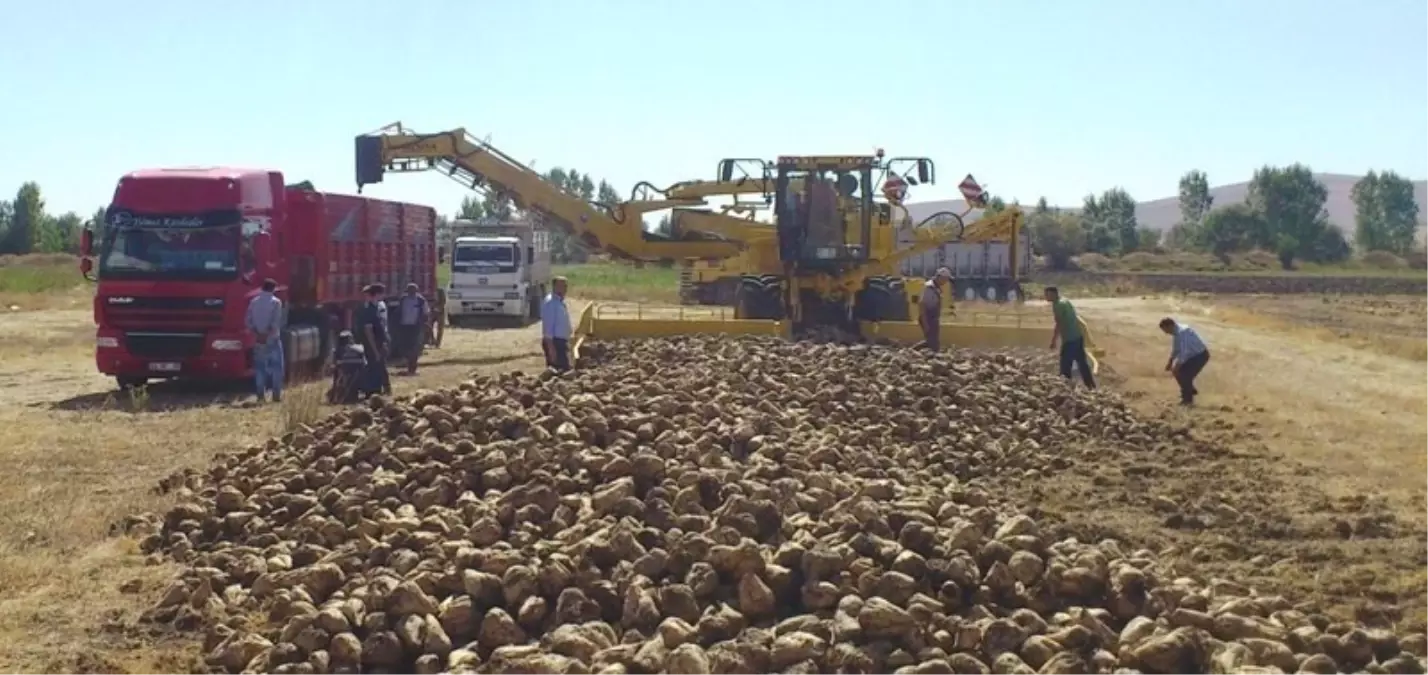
[
  {"x1": 1015, "y1": 165, "x2": 1423, "y2": 271},
  {"x1": 0, "y1": 182, "x2": 104, "y2": 256},
  {"x1": 2, "y1": 163, "x2": 1419, "y2": 271}
]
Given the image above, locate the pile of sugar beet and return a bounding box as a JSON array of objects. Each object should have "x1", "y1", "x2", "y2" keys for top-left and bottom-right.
[{"x1": 127, "y1": 335, "x2": 1426, "y2": 674}]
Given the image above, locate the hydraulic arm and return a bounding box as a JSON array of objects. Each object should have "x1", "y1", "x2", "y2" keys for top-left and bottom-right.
[{"x1": 355, "y1": 124, "x2": 742, "y2": 262}]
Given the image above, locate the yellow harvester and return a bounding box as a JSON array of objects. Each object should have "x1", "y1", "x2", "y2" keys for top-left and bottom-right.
[{"x1": 353, "y1": 123, "x2": 1100, "y2": 366}]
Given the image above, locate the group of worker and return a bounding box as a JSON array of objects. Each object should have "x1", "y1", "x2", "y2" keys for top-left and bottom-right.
[
  {"x1": 243, "y1": 279, "x2": 445, "y2": 405},
  {"x1": 919, "y1": 268, "x2": 1211, "y2": 407},
  {"x1": 250, "y1": 270, "x2": 1207, "y2": 408}
]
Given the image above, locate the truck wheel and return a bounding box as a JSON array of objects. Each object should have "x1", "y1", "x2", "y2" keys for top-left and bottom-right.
[{"x1": 116, "y1": 376, "x2": 148, "y2": 390}]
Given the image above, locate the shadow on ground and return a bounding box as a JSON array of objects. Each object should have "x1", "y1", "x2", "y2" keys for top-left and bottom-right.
[{"x1": 43, "y1": 378, "x2": 269, "y2": 414}]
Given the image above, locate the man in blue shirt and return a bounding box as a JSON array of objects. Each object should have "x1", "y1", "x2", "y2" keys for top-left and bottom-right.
[
  {"x1": 396, "y1": 283, "x2": 429, "y2": 375},
  {"x1": 541, "y1": 276, "x2": 572, "y2": 372},
  {"x1": 1160, "y1": 317, "x2": 1210, "y2": 406},
  {"x1": 245, "y1": 278, "x2": 285, "y2": 403}
]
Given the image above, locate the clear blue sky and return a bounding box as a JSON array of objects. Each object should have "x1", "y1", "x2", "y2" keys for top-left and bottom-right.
[{"x1": 2, "y1": 0, "x2": 1424, "y2": 218}]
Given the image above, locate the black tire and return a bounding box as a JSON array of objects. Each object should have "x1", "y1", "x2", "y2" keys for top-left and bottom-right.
[
  {"x1": 735, "y1": 276, "x2": 764, "y2": 320},
  {"x1": 736, "y1": 275, "x2": 784, "y2": 320},
  {"x1": 116, "y1": 376, "x2": 147, "y2": 390},
  {"x1": 855, "y1": 277, "x2": 888, "y2": 322},
  {"x1": 883, "y1": 278, "x2": 911, "y2": 322}
]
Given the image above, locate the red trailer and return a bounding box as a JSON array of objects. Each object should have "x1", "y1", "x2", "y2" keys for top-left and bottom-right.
[{"x1": 81, "y1": 167, "x2": 437, "y2": 390}]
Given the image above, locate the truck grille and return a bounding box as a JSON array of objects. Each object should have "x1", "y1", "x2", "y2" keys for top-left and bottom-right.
[
  {"x1": 102, "y1": 297, "x2": 225, "y2": 330},
  {"x1": 124, "y1": 333, "x2": 206, "y2": 359}
]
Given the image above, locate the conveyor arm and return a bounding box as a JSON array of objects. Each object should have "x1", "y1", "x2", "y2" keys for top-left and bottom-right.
[{"x1": 355, "y1": 123, "x2": 742, "y2": 262}]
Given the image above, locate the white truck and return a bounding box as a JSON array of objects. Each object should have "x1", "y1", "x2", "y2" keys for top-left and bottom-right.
[{"x1": 445, "y1": 219, "x2": 552, "y2": 326}]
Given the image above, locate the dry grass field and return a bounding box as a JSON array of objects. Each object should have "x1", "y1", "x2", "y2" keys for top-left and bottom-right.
[{"x1": 0, "y1": 260, "x2": 1422, "y2": 672}]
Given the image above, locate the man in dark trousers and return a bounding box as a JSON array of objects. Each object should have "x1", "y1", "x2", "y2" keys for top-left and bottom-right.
[
  {"x1": 918, "y1": 267, "x2": 953, "y2": 351},
  {"x1": 541, "y1": 276, "x2": 572, "y2": 372},
  {"x1": 358, "y1": 283, "x2": 392, "y2": 396},
  {"x1": 1161, "y1": 317, "x2": 1210, "y2": 406},
  {"x1": 1045, "y1": 286, "x2": 1096, "y2": 389},
  {"x1": 396, "y1": 283, "x2": 429, "y2": 375}
]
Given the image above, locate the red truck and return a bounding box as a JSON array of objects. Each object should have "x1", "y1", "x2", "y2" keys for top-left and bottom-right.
[{"x1": 80, "y1": 167, "x2": 437, "y2": 390}]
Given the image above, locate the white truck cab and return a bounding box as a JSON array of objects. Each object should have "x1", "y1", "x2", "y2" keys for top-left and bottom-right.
[{"x1": 446, "y1": 220, "x2": 552, "y2": 325}]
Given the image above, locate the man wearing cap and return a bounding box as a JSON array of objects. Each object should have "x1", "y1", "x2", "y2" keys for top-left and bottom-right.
[
  {"x1": 358, "y1": 283, "x2": 392, "y2": 396},
  {"x1": 396, "y1": 283, "x2": 430, "y2": 375},
  {"x1": 1160, "y1": 317, "x2": 1210, "y2": 406},
  {"x1": 918, "y1": 267, "x2": 953, "y2": 351}
]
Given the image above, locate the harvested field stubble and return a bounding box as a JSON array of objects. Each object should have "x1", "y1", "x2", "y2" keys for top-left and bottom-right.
[{"x1": 127, "y1": 336, "x2": 1424, "y2": 674}]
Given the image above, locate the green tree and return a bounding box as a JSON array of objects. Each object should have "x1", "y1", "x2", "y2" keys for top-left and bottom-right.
[
  {"x1": 1136, "y1": 226, "x2": 1161, "y2": 252},
  {"x1": 1028, "y1": 211, "x2": 1086, "y2": 270},
  {"x1": 1079, "y1": 192, "x2": 1131, "y2": 254},
  {"x1": 0, "y1": 200, "x2": 12, "y2": 246},
  {"x1": 41, "y1": 212, "x2": 82, "y2": 253},
  {"x1": 481, "y1": 191, "x2": 514, "y2": 221},
  {"x1": 596, "y1": 179, "x2": 621, "y2": 204},
  {"x1": 2, "y1": 182, "x2": 46, "y2": 255},
  {"x1": 1200, "y1": 203, "x2": 1263, "y2": 262},
  {"x1": 456, "y1": 195, "x2": 486, "y2": 220},
  {"x1": 541, "y1": 167, "x2": 596, "y2": 263},
  {"x1": 1033, "y1": 197, "x2": 1051, "y2": 215},
  {"x1": 1246, "y1": 164, "x2": 1330, "y2": 268},
  {"x1": 982, "y1": 196, "x2": 1007, "y2": 215},
  {"x1": 1352, "y1": 170, "x2": 1421, "y2": 255},
  {"x1": 1164, "y1": 221, "x2": 1202, "y2": 250},
  {"x1": 1100, "y1": 188, "x2": 1139, "y2": 253},
  {"x1": 1178, "y1": 170, "x2": 1214, "y2": 226},
  {"x1": 1311, "y1": 226, "x2": 1352, "y2": 264}
]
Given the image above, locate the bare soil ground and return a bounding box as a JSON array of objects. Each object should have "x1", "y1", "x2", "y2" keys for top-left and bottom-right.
[
  {"x1": 1070, "y1": 294, "x2": 1427, "y2": 630},
  {"x1": 0, "y1": 310, "x2": 552, "y2": 673},
  {"x1": 0, "y1": 292, "x2": 1422, "y2": 672}
]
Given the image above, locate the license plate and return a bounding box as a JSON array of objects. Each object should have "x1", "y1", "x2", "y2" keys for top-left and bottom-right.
[{"x1": 148, "y1": 362, "x2": 181, "y2": 372}]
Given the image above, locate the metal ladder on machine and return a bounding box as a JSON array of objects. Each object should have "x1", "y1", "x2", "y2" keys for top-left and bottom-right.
[{"x1": 677, "y1": 264, "x2": 698, "y2": 305}]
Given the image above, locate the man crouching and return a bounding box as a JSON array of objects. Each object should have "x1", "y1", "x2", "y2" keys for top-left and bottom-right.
[{"x1": 327, "y1": 330, "x2": 369, "y2": 404}]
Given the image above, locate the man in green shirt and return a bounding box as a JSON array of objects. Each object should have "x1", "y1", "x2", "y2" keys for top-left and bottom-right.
[{"x1": 1045, "y1": 286, "x2": 1096, "y2": 389}]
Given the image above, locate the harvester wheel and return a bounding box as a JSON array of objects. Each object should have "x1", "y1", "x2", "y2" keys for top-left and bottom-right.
[
  {"x1": 736, "y1": 275, "x2": 783, "y2": 320},
  {"x1": 855, "y1": 277, "x2": 911, "y2": 323},
  {"x1": 883, "y1": 277, "x2": 911, "y2": 322}
]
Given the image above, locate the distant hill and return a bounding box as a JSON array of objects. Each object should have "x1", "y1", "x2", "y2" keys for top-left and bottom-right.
[{"x1": 906, "y1": 173, "x2": 1428, "y2": 235}]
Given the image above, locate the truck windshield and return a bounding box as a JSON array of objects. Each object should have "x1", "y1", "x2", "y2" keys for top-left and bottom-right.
[
  {"x1": 453, "y1": 244, "x2": 518, "y2": 274},
  {"x1": 99, "y1": 225, "x2": 242, "y2": 279}
]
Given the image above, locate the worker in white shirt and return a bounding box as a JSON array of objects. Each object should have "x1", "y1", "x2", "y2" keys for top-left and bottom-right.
[
  {"x1": 541, "y1": 276, "x2": 572, "y2": 372},
  {"x1": 1160, "y1": 317, "x2": 1210, "y2": 406}
]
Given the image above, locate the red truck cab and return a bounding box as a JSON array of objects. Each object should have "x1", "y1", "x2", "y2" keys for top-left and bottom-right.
[{"x1": 84, "y1": 167, "x2": 437, "y2": 390}]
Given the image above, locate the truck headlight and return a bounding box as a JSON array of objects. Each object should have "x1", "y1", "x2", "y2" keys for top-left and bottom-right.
[
  {"x1": 448, "y1": 291, "x2": 461, "y2": 299},
  {"x1": 210, "y1": 339, "x2": 244, "y2": 351},
  {"x1": 96, "y1": 336, "x2": 119, "y2": 348}
]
